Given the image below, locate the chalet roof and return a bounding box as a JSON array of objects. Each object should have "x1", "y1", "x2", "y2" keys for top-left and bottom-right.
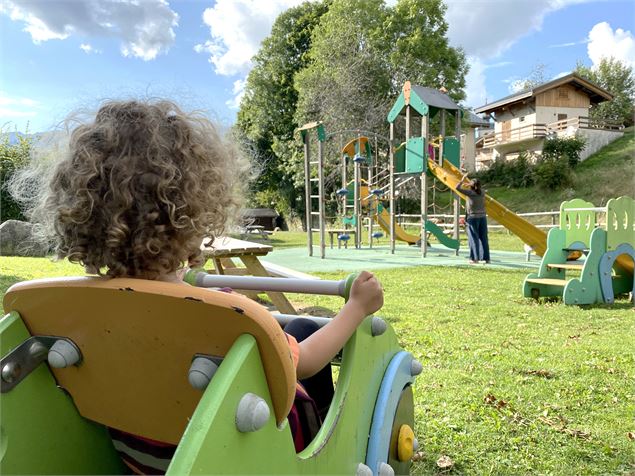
[
  {"x1": 465, "y1": 110, "x2": 491, "y2": 128},
  {"x1": 410, "y1": 85, "x2": 460, "y2": 111},
  {"x1": 474, "y1": 73, "x2": 613, "y2": 114}
]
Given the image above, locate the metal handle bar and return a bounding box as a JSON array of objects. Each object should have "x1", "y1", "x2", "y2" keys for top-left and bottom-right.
[{"x1": 185, "y1": 270, "x2": 356, "y2": 300}]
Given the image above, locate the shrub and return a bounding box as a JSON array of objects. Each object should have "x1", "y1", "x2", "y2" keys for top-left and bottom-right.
[
  {"x1": 542, "y1": 136, "x2": 586, "y2": 168},
  {"x1": 533, "y1": 156, "x2": 573, "y2": 190},
  {"x1": 474, "y1": 150, "x2": 535, "y2": 188},
  {"x1": 1, "y1": 131, "x2": 33, "y2": 222}
]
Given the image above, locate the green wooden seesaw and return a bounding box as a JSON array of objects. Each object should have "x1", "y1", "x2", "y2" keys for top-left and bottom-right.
[{"x1": 1, "y1": 271, "x2": 420, "y2": 475}]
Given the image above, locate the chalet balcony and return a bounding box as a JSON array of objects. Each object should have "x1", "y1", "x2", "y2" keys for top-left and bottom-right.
[{"x1": 479, "y1": 116, "x2": 624, "y2": 148}]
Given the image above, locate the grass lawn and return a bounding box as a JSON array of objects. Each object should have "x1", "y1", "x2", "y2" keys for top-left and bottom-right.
[{"x1": 1, "y1": 232, "x2": 633, "y2": 475}]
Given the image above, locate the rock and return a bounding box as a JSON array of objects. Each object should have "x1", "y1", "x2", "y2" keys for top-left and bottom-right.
[{"x1": 0, "y1": 220, "x2": 48, "y2": 257}]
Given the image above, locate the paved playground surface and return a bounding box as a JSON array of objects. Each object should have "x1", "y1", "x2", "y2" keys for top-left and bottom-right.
[{"x1": 262, "y1": 244, "x2": 540, "y2": 274}]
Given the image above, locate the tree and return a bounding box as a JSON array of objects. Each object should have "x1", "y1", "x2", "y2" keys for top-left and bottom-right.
[
  {"x1": 387, "y1": 0, "x2": 467, "y2": 103},
  {"x1": 575, "y1": 57, "x2": 635, "y2": 126},
  {"x1": 294, "y1": 0, "x2": 391, "y2": 134},
  {"x1": 235, "y1": 1, "x2": 330, "y2": 216},
  {"x1": 1, "y1": 130, "x2": 32, "y2": 222},
  {"x1": 510, "y1": 63, "x2": 548, "y2": 93}
]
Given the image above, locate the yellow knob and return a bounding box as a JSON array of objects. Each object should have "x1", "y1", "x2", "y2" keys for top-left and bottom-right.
[{"x1": 397, "y1": 424, "x2": 415, "y2": 461}]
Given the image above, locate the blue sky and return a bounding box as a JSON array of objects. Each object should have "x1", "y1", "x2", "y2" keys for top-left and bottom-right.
[{"x1": 1, "y1": 0, "x2": 634, "y2": 133}]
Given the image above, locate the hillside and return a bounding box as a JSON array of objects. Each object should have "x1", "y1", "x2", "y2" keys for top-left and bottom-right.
[{"x1": 486, "y1": 128, "x2": 635, "y2": 213}]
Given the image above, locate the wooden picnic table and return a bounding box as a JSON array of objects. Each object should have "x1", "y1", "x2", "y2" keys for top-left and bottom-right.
[{"x1": 200, "y1": 237, "x2": 296, "y2": 314}]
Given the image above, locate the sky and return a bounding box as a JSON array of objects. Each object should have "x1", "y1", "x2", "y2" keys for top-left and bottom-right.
[{"x1": 1, "y1": 0, "x2": 634, "y2": 133}]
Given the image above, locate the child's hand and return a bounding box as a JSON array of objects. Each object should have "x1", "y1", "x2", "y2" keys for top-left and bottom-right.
[{"x1": 348, "y1": 271, "x2": 384, "y2": 316}]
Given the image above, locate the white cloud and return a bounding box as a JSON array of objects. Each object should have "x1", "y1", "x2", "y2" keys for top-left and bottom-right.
[
  {"x1": 552, "y1": 71, "x2": 571, "y2": 79},
  {"x1": 444, "y1": 0, "x2": 599, "y2": 107},
  {"x1": 195, "y1": 0, "x2": 303, "y2": 76},
  {"x1": 1, "y1": 0, "x2": 178, "y2": 61},
  {"x1": 0, "y1": 92, "x2": 39, "y2": 119},
  {"x1": 0, "y1": 92, "x2": 39, "y2": 108},
  {"x1": 587, "y1": 22, "x2": 635, "y2": 69},
  {"x1": 79, "y1": 43, "x2": 101, "y2": 54},
  {"x1": 226, "y1": 79, "x2": 247, "y2": 109}
]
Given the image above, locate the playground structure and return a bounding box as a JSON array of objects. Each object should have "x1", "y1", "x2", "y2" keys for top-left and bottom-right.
[
  {"x1": 299, "y1": 81, "x2": 554, "y2": 260},
  {"x1": 1, "y1": 272, "x2": 420, "y2": 475},
  {"x1": 523, "y1": 196, "x2": 635, "y2": 305}
]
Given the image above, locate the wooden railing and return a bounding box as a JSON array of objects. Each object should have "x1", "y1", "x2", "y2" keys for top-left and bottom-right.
[
  {"x1": 481, "y1": 124, "x2": 548, "y2": 148},
  {"x1": 548, "y1": 116, "x2": 624, "y2": 132},
  {"x1": 481, "y1": 116, "x2": 624, "y2": 148}
]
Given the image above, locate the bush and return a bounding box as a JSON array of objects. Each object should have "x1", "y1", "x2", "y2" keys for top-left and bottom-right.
[
  {"x1": 542, "y1": 136, "x2": 586, "y2": 168},
  {"x1": 474, "y1": 151, "x2": 535, "y2": 188},
  {"x1": 1, "y1": 131, "x2": 33, "y2": 222},
  {"x1": 533, "y1": 156, "x2": 573, "y2": 190}
]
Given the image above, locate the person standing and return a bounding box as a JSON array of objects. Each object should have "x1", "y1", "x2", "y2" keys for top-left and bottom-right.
[{"x1": 456, "y1": 175, "x2": 490, "y2": 264}]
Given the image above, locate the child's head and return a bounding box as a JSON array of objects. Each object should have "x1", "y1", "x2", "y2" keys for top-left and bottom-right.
[
  {"x1": 471, "y1": 178, "x2": 482, "y2": 194},
  {"x1": 30, "y1": 99, "x2": 248, "y2": 279}
]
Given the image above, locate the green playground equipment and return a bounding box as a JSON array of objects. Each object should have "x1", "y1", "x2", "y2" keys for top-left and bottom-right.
[
  {"x1": 1, "y1": 272, "x2": 420, "y2": 475},
  {"x1": 523, "y1": 196, "x2": 635, "y2": 305}
]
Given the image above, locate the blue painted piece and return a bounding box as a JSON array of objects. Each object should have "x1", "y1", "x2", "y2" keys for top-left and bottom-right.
[
  {"x1": 371, "y1": 189, "x2": 384, "y2": 196},
  {"x1": 338, "y1": 234, "x2": 351, "y2": 241},
  {"x1": 372, "y1": 232, "x2": 383, "y2": 239},
  {"x1": 353, "y1": 155, "x2": 366, "y2": 163},
  {"x1": 336, "y1": 188, "x2": 349, "y2": 196},
  {"x1": 599, "y1": 244, "x2": 635, "y2": 304},
  {"x1": 366, "y1": 351, "x2": 414, "y2": 474}
]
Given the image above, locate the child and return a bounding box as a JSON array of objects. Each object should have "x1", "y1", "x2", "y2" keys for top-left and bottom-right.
[{"x1": 15, "y1": 99, "x2": 383, "y2": 473}]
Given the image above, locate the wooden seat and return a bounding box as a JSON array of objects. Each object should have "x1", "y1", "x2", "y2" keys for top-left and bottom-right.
[
  {"x1": 3, "y1": 277, "x2": 296, "y2": 445},
  {"x1": 525, "y1": 278, "x2": 568, "y2": 286},
  {"x1": 547, "y1": 263, "x2": 584, "y2": 270}
]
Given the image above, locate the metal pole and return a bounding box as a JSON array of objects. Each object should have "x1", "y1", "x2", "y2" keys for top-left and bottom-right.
[
  {"x1": 454, "y1": 109, "x2": 461, "y2": 255},
  {"x1": 389, "y1": 122, "x2": 395, "y2": 254},
  {"x1": 303, "y1": 133, "x2": 313, "y2": 256},
  {"x1": 439, "y1": 109, "x2": 446, "y2": 166},
  {"x1": 190, "y1": 272, "x2": 349, "y2": 298},
  {"x1": 422, "y1": 113, "x2": 429, "y2": 258},
  {"x1": 318, "y1": 137, "x2": 325, "y2": 259},
  {"x1": 354, "y1": 133, "x2": 362, "y2": 249}
]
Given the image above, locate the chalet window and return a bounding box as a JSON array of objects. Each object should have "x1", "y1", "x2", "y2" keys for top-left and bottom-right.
[
  {"x1": 519, "y1": 116, "x2": 525, "y2": 122},
  {"x1": 557, "y1": 114, "x2": 568, "y2": 121},
  {"x1": 558, "y1": 88, "x2": 569, "y2": 99}
]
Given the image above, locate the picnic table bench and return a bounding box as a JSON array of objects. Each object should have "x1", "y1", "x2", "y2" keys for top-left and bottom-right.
[{"x1": 200, "y1": 237, "x2": 295, "y2": 314}]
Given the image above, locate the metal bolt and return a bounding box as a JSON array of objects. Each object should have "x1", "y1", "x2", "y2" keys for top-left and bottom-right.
[
  {"x1": 371, "y1": 317, "x2": 387, "y2": 337},
  {"x1": 1, "y1": 362, "x2": 20, "y2": 383},
  {"x1": 236, "y1": 393, "x2": 270, "y2": 432},
  {"x1": 411, "y1": 359, "x2": 423, "y2": 376},
  {"x1": 356, "y1": 463, "x2": 373, "y2": 476}
]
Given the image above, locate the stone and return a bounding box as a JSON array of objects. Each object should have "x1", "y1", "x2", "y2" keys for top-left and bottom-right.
[{"x1": 0, "y1": 220, "x2": 48, "y2": 257}]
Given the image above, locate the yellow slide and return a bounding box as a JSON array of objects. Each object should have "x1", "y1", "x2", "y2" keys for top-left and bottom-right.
[
  {"x1": 375, "y1": 208, "x2": 419, "y2": 244},
  {"x1": 428, "y1": 159, "x2": 548, "y2": 256}
]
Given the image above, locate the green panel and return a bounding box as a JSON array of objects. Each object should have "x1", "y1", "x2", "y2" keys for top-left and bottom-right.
[
  {"x1": 408, "y1": 90, "x2": 429, "y2": 118},
  {"x1": 171, "y1": 320, "x2": 408, "y2": 474},
  {"x1": 523, "y1": 228, "x2": 569, "y2": 299},
  {"x1": 387, "y1": 92, "x2": 405, "y2": 123},
  {"x1": 394, "y1": 142, "x2": 406, "y2": 173},
  {"x1": 317, "y1": 124, "x2": 326, "y2": 142},
  {"x1": 559, "y1": 199, "x2": 596, "y2": 248},
  {"x1": 563, "y1": 228, "x2": 606, "y2": 305},
  {"x1": 425, "y1": 220, "x2": 459, "y2": 250},
  {"x1": 0, "y1": 312, "x2": 123, "y2": 475},
  {"x1": 442, "y1": 137, "x2": 460, "y2": 169},
  {"x1": 606, "y1": 196, "x2": 635, "y2": 250},
  {"x1": 405, "y1": 137, "x2": 427, "y2": 174}
]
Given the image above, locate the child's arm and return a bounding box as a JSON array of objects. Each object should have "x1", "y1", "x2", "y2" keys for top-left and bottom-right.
[{"x1": 295, "y1": 271, "x2": 383, "y2": 379}]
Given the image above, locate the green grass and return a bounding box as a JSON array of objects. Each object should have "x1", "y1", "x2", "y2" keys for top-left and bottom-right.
[
  {"x1": 487, "y1": 129, "x2": 635, "y2": 214},
  {"x1": 251, "y1": 230, "x2": 526, "y2": 253},
  {"x1": 1, "y1": 233, "x2": 633, "y2": 474}
]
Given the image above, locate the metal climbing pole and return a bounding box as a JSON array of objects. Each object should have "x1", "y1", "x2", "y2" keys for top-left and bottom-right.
[{"x1": 453, "y1": 109, "x2": 461, "y2": 256}]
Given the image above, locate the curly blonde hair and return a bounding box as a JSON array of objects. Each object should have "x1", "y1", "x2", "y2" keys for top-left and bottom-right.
[{"x1": 31, "y1": 99, "x2": 248, "y2": 279}]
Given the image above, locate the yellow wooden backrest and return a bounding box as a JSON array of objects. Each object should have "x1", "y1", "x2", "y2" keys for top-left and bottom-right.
[{"x1": 3, "y1": 277, "x2": 296, "y2": 445}]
